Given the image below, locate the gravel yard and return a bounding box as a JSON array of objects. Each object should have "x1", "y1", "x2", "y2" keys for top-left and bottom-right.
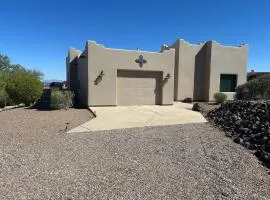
[
  {"x1": 0, "y1": 110, "x2": 269, "y2": 199},
  {"x1": 0, "y1": 107, "x2": 93, "y2": 143}
]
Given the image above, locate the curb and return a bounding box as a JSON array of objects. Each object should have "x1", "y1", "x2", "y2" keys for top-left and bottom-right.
[
  {"x1": 0, "y1": 104, "x2": 25, "y2": 113},
  {"x1": 87, "y1": 107, "x2": 97, "y2": 118}
]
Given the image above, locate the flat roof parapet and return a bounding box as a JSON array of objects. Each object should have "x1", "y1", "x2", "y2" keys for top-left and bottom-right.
[
  {"x1": 69, "y1": 39, "x2": 248, "y2": 56},
  {"x1": 178, "y1": 39, "x2": 206, "y2": 46},
  {"x1": 210, "y1": 40, "x2": 248, "y2": 48},
  {"x1": 87, "y1": 40, "x2": 174, "y2": 54},
  {"x1": 175, "y1": 39, "x2": 248, "y2": 48}
]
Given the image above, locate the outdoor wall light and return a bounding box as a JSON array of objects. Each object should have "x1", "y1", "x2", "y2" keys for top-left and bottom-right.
[
  {"x1": 100, "y1": 70, "x2": 105, "y2": 77},
  {"x1": 94, "y1": 70, "x2": 105, "y2": 85},
  {"x1": 166, "y1": 73, "x2": 171, "y2": 79},
  {"x1": 161, "y1": 73, "x2": 171, "y2": 87}
]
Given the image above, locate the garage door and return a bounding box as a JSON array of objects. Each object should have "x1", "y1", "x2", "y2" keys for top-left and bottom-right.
[{"x1": 117, "y1": 70, "x2": 162, "y2": 105}]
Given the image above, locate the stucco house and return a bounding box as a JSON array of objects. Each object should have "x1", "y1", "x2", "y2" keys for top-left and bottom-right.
[{"x1": 66, "y1": 39, "x2": 248, "y2": 106}]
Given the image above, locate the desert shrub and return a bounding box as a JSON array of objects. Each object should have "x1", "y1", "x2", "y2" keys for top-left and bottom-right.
[
  {"x1": 50, "y1": 90, "x2": 74, "y2": 109},
  {"x1": 213, "y1": 92, "x2": 227, "y2": 104},
  {"x1": 236, "y1": 76, "x2": 270, "y2": 100},
  {"x1": 64, "y1": 91, "x2": 74, "y2": 107},
  {"x1": 6, "y1": 68, "x2": 43, "y2": 106}
]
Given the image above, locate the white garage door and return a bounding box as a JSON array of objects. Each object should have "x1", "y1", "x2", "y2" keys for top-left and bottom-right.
[{"x1": 117, "y1": 70, "x2": 162, "y2": 105}]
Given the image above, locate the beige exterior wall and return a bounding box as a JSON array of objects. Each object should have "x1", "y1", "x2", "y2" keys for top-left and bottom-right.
[
  {"x1": 207, "y1": 41, "x2": 248, "y2": 101},
  {"x1": 66, "y1": 48, "x2": 82, "y2": 90},
  {"x1": 173, "y1": 39, "x2": 248, "y2": 101},
  {"x1": 67, "y1": 39, "x2": 248, "y2": 106},
  {"x1": 66, "y1": 48, "x2": 89, "y2": 106},
  {"x1": 76, "y1": 52, "x2": 88, "y2": 106},
  {"x1": 173, "y1": 39, "x2": 206, "y2": 101},
  {"x1": 87, "y1": 41, "x2": 175, "y2": 106}
]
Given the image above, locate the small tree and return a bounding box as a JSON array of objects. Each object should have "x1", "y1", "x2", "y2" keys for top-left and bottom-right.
[
  {"x1": 0, "y1": 54, "x2": 11, "y2": 107},
  {"x1": 6, "y1": 68, "x2": 43, "y2": 106},
  {"x1": 0, "y1": 53, "x2": 11, "y2": 71},
  {"x1": 213, "y1": 93, "x2": 227, "y2": 104}
]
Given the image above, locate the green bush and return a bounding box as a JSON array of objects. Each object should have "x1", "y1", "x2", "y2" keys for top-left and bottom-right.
[
  {"x1": 0, "y1": 79, "x2": 6, "y2": 108},
  {"x1": 0, "y1": 76, "x2": 15, "y2": 107},
  {"x1": 50, "y1": 90, "x2": 74, "y2": 109},
  {"x1": 0, "y1": 92, "x2": 14, "y2": 108},
  {"x1": 213, "y1": 92, "x2": 227, "y2": 104},
  {"x1": 0, "y1": 95, "x2": 14, "y2": 108},
  {"x1": 6, "y1": 68, "x2": 43, "y2": 106},
  {"x1": 236, "y1": 76, "x2": 270, "y2": 100},
  {"x1": 0, "y1": 95, "x2": 6, "y2": 108}
]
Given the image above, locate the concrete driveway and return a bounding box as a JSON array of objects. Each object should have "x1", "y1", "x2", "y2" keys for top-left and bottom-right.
[{"x1": 68, "y1": 102, "x2": 206, "y2": 132}]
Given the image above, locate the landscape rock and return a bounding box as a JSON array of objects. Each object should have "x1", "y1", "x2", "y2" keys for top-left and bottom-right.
[
  {"x1": 192, "y1": 103, "x2": 202, "y2": 112},
  {"x1": 183, "y1": 98, "x2": 193, "y2": 103},
  {"x1": 18, "y1": 103, "x2": 25, "y2": 107},
  {"x1": 3, "y1": 105, "x2": 17, "y2": 111},
  {"x1": 207, "y1": 100, "x2": 270, "y2": 166},
  {"x1": 0, "y1": 104, "x2": 26, "y2": 112}
]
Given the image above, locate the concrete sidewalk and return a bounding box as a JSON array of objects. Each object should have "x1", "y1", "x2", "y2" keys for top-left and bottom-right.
[{"x1": 68, "y1": 102, "x2": 207, "y2": 133}]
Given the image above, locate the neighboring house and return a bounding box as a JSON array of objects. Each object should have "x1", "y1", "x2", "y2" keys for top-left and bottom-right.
[{"x1": 66, "y1": 39, "x2": 248, "y2": 106}]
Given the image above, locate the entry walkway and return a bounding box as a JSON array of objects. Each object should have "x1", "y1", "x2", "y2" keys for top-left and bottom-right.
[{"x1": 68, "y1": 102, "x2": 207, "y2": 133}]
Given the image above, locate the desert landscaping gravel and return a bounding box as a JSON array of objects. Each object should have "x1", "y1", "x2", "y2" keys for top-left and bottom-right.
[
  {"x1": 0, "y1": 108, "x2": 270, "y2": 199},
  {"x1": 0, "y1": 107, "x2": 93, "y2": 143}
]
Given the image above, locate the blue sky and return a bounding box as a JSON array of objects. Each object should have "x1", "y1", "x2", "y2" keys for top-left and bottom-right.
[{"x1": 0, "y1": 0, "x2": 269, "y2": 80}]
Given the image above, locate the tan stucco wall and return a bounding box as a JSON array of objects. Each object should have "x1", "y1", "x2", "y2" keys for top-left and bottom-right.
[
  {"x1": 87, "y1": 41, "x2": 175, "y2": 106},
  {"x1": 67, "y1": 39, "x2": 248, "y2": 106},
  {"x1": 76, "y1": 53, "x2": 88, "y2": 106},
  {"x1": 66, "y1": 48, "x2": 82, "y2": 90},
  {"x1": 173, "y1": 39, "x2": 206, "y2": 101},
  {"x1": 208, "y1": 41, "x2": 248, "y2": 101},
  {"x1": 173, "y1": 39, "x2": 248, "y2": 102}
]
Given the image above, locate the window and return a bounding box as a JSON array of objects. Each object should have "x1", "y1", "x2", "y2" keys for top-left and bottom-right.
[{"x1": 220, "y1": 74, "x2": 237, "y2": 92}]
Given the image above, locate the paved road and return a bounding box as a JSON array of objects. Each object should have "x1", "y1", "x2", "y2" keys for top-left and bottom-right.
[{"x1": 0, "y1": 123, "x2": 270, "y2": 199}]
